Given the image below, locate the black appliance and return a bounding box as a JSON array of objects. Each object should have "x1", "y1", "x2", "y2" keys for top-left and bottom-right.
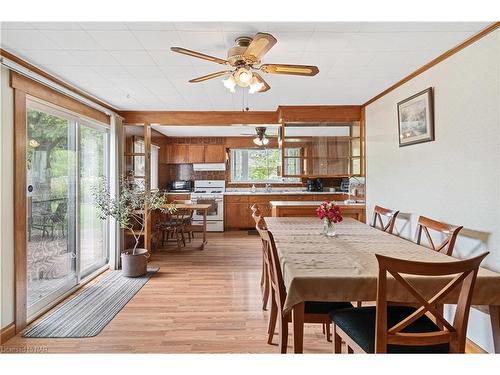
[
  {"x1": 306, "y1": 178, "x2": 323, "y2": 192},
  {"x1": 169, "y1": 180, "x2": 193, "y2": 192}
]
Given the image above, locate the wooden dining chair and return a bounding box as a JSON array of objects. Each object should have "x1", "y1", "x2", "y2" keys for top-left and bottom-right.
[
  {"x1": 415, "y1": 216, "x2": 463, "y2": 256},
  {"x1": 256, "y1": 222, "x2": 353, "y2": 353},
  {"x1": 371, "y1": 205, "x2": 400, "y2": 234},
  {"x1": 250, "y1": 204, "x2": 271, "y2": 311},
  {"x1": 173, "y1": 199, "x2": 195, "y2": 242},
  {"x1": 330, "y1": 252, "x2": 488, "y2": 354}
]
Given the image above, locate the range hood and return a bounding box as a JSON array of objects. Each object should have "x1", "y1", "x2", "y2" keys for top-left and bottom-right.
[{"x1": 193, "y1": 163, "x2": 226, "y2": 171}]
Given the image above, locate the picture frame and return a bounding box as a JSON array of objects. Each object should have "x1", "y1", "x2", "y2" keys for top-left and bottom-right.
[{"x1": 397, "y1": 87, "x2": 434, "y2": 147}]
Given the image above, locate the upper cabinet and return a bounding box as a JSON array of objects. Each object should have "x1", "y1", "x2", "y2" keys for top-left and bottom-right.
[
  {"x1": 204, "y1": 145, "x2": 226, "y2": 163},
  {"x1": 165, "y1": 143, "x2": 226, "y2": 164},
  {"x1": 281, "y1": 122, "x2": 363, "y2": 178}
]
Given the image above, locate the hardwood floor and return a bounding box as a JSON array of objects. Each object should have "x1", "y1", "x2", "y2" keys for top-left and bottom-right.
[{"x1": 0, "y1": 231, "x2": 334, "y2": 353}]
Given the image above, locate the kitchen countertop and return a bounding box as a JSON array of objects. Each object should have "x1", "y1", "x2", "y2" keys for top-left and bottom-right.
[
  {"x1": 223, "y1": 191, "x2": 347, "y2": 195},
  {"x1": 165, "y1": 190, "x2": 348, "y2": 195},
  {"x1": 269, "y1": 200, "x2": 365, "y2": 207}
]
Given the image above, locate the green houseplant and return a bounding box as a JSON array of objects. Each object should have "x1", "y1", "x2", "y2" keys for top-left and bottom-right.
[{"x1": 92, "y1": 176, "x2": 176, "y2": 277}]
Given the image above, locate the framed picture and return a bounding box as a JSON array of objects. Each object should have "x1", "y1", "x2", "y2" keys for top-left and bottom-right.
[{"x1": 397, "y1": 87, "x2": 434, "y2": 147}]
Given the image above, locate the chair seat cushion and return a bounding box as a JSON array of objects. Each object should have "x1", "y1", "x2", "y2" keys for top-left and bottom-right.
[
  {"x1": 305, "y1": 301, "x2": 353, "y2": 314},
  {"x1": 330, "y1": 306, "x2": 449, "y2": 353}
]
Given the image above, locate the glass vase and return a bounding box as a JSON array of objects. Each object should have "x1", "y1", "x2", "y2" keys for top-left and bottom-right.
[{"x1": 323, "y1": 219, "x2": 336, "y2": 237}]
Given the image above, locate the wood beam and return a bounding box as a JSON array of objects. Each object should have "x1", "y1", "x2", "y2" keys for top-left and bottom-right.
[
  {"x1": 278, "y1": 105, "x2": 362, "y2": 122},
  {"x1": 120, "y1": 111, "x2": 279, "y2": 125}
]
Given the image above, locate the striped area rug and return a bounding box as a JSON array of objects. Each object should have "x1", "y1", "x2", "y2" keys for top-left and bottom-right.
[{"x1": 23, "y1": 266, "x2": 159, "y2": 338}]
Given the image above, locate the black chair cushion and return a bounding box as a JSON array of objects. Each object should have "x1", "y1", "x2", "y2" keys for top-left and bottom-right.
[
  {"x1": 305, "y1": 301, "x2": 353, "y2": 314},
  {"x1": 330, "y1": 306, "x2": 450, "y2": 353}
]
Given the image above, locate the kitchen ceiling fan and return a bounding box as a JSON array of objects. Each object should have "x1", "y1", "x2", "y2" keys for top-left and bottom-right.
[
  {"x1": 239, "y1": 126, "x2": 280, "y2": 146},
  {"x1": 170, "y1": 32, "x2": 319, "y2": 94}
]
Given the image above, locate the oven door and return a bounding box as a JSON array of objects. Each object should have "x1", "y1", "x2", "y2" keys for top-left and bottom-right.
[{"x1": 192, "y1": 196, "x2": 223, "y2": 221}]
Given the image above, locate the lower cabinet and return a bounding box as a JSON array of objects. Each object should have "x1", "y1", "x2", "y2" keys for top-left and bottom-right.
[{"x1": 224, "y1": 194, "x2": 349, "y2": 230}]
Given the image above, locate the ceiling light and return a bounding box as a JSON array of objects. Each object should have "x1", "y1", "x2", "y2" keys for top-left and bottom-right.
[
  {"x1": 29, "y1": 139, "x2": 40, "y2": 148},
  {"x1": 234, "y1": 67, "x2": 253, "y2": 87},
  {"x1": 248, "y1": 76, "x2": 264, "y2": 94},
  {"x1": 253, "y1": 136, "x2": 269, "y2": 146},
  {"x1": 222, "y1": 75, "x2": 236, "y2": 93}
]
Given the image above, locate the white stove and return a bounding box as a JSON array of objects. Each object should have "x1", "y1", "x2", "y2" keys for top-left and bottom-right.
[{"x1": 190, "y1": 180, "x2": 225, "y2": 232}]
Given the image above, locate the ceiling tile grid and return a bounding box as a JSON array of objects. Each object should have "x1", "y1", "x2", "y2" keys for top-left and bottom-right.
[{"x1": 0, "y1": 22, "x2": 490, "y2": 110}]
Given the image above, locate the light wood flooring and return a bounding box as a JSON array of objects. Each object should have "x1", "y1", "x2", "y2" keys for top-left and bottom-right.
[{"x1": 1, "y1": 231, "x2": 335, "y2": 353}]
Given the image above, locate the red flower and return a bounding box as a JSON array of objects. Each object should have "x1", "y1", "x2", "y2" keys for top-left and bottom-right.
[{"x1": 316, "y1": 200, "x2": 343, "y2": 224}]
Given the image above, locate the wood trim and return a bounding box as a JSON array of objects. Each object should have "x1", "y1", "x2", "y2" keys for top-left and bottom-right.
[
  {"x1": 278, "y1": 105, "x2": 362, "y2": 122},
  {"x1": 360, "y1": 106, "x2": 366, "y2": 177},
  {"x1": 10, "y1": 72, "x2": 110, "y2": 124},
  {"x1": 13, "y1": 88, "x2": 28, "y2": 333},
  {"x1": 363, "y1": 22, "x2": 500, "y2": 107},
  {"x1": 1, "y1": 48, "x2": 117, "y2": 113},
  {"x1": 120, "y1": 111, "x2": 279, "y2": 125},
  {"x1": 0, "y1": 323, "x2": 16, "y2": 344},
  {"x1": 465, "y1": 338, "x2": 488, "y2": 354}
]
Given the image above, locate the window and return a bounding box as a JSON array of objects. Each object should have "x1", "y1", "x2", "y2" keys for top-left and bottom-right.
[
  {"x1": 230, "y1": 148, "x2": 301, "y2": 183},
  {"x1": 133, "y1": 140, "x2": 159, "y2": 190}
]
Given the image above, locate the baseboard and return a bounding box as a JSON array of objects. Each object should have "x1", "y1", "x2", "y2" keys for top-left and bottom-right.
[
  {"x1": 0, "y1": 323, "x2": 15, "y2": 344},
  {"x1": 466, "y1": 338, "x2": 488, "y2": 354}
]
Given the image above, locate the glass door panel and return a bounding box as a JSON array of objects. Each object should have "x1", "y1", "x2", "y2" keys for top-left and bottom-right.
[
  {"x1": 79, "y1": 123, "x2": 109, "y2": 278},
  {"x1": 26, "y1": 106, "x2": 77, "y2": 317}
]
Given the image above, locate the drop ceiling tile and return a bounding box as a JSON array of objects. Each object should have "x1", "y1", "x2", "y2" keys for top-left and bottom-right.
[
  {"x1": 265, "y1": 22, "x2": 316, "y2": 32},
  {"x1": 174, "y1": 22, "x2": 223, "y2": 32},
  {"x1": 15, "y1": 49, "x2": 82, "y2": 66},
  {"x1": 159, "y1": 65, "x2": 194, "y2": 83},
  {"x1": 125, "y1": 22, "x2": 176, "y2": 31},
  {"x1": 69, "y1": 50, "x2": 119, "y2": 66},
  {"x1": 31, "y1": 22, "x2": 82, "y2": 30},
  {"x1": 149, "y1": 49, "x2": 193, "y2": 66},
  {"x1": 305, "y1": 31, "x2": 351, "y2": 51},
  {"x1": 91, "y1": 65, "x2": 133, "y2": 80},
  {"x1": 1, "y1": 29, "x2": 60, "y2": 50},
  {"x1": 125, "y1": 65, "x2": 166, "y2": 80},
  {"x1": 314, "y1": 22, "x2": 361, "y2": 32},
  {"x1": 132, "y1": 30, "x2": 182, "y2": 50},
  {"x1": 86, "y1": 30, "x2": 144, "y2": 50},
  {"x1": 178, "y1": 31, "x2": 226, "y2": 50},
  {"x1": 40, "y1": 30, "x2": 103, "y2": 50},
  {"x1": 109, "y1": 50, "x2": 156, "y2": 66},
  {"x1": 79, "y1": 22, "x2": 129, "y2": 30}
]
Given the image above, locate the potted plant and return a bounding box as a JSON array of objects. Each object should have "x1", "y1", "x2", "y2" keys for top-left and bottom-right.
[
  {"x1": 92, "y1": 176, "x2": 176, "y2": 277},
  {"x1": 316, "y1": 201, "x2": 343, "y2": 237}
]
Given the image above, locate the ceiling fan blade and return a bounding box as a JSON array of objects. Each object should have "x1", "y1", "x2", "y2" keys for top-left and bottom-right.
[
  {"x1": 260, "y1": 64, "x2": 319, "y2": 76},
  {"x1": 171, "y1": 47, "x2": 228, "y2": 65},
  {"x1": 189, "y1": 71, "x2": 232, "y2": 83},
  {"x1": 252, "y1": 72, "x2": 271, "y2": 93},
  {"x1": 243, "y1": 33, "x2": 277, "y2": 64}
]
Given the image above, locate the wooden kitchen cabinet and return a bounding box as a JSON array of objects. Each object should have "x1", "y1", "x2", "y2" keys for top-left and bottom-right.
[
  {"x1": 204, "y1": 145, "x2": 226, "y2": 163},
  {"x1": 165, "y1": 193, "x2": 191, "y2": 203},
  {"x1": 188, "y1": 145, "x2": 205, "y2": 163},
  {"x1": 167, "y1": 144, "x2": 189, "y2": 164}
]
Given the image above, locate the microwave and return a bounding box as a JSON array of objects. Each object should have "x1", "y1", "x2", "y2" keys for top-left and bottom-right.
[{"x1": 169, "y1": 180, "x2": 193, "y2": 192}]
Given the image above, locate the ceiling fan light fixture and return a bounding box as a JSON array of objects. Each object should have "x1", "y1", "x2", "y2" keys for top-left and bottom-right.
[
  {"x1": 234, "y1": 67, "x2": 252, "y2": 87},
  {"x1": 248, "y1": 76, "x2": 264, "y2": 94},
  {"x1": 222, "y1": 74, "x2": 236, "y2": 93}
]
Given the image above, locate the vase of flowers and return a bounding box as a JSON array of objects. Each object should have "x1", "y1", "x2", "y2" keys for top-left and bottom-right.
[{"x1": 316, "y1": 201, "x2": 343, "y2": 237}]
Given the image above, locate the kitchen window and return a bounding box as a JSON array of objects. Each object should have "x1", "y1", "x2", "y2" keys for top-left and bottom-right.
[{"x1": 230, "y1": 148, "x2": 301, "y2": 183}]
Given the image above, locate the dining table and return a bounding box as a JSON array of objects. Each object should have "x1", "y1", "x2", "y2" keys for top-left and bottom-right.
[
  {"x1": 162, "y1": 203, "x2": 212, "y2": 250},
  {"x1": 264, "y1": 216, "x2": 500, "y2": 353}
]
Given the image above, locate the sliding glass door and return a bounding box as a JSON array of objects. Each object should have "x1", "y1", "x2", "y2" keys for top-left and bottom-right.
[
  {"x1": 26, "y1": 99, "x2": 109, "y2": 318},
  {"x1": 79, "y1": 122, "x2": 109, "y2": 278}
]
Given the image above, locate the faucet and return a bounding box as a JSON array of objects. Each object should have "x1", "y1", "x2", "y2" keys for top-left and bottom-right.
[{"x1": 265, "y1": 183, "x2": 272, "y2": 193}]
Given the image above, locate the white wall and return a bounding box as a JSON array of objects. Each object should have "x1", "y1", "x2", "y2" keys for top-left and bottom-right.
[
  {"x1": 0, "y1": 65, "x2": 15, "y2": 330},
  {"x1": 365, "y1": 29, "x2": 500, "y2": 352}
]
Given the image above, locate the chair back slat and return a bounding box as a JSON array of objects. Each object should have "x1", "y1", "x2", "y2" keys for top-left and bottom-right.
[
  {"x1": 374, "y1": 252, "x2": 488, "y2": 353},
  {"x1": 371, "y1": 205, "x2": 399, "y2": 234},
  {"x1": 253, "y1": 220, "x2": 287, "y2": 311},
  {"x1": 415, "y1": 216, "x2": 463, "y2": 256}
]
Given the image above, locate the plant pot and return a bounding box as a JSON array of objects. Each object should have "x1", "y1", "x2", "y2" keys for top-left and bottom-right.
[{"x1": 121, "y1": 248, "x2": 149, "y2": 277}]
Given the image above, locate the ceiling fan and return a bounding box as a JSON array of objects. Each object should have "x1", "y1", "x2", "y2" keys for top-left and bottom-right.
[
  {"x1": 170, "y1": 32, "x2": 319, "y2": 94},
  {"x1": 239, "y1": 126, "x2": 280, "y2": 146}
]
